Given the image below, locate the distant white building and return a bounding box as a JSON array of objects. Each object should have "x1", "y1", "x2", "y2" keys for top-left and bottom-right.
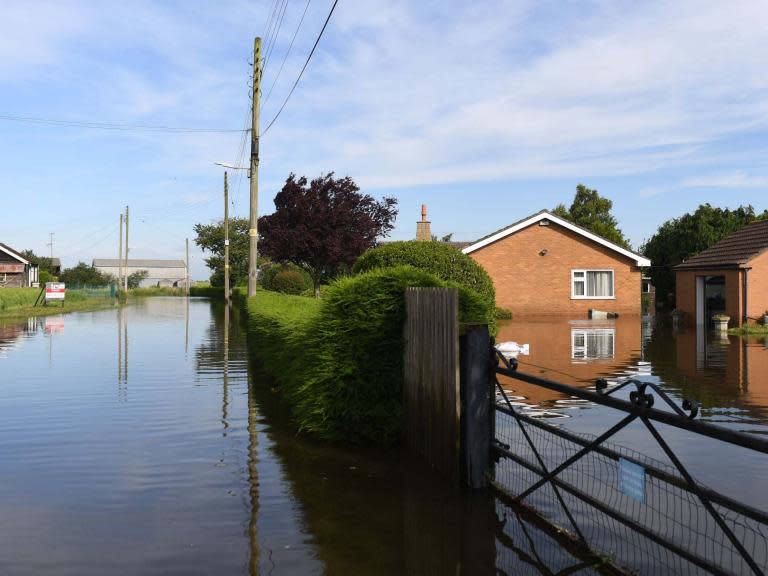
[{"x1": 92, "y1": 259, "x2": 187, "y2": 288}]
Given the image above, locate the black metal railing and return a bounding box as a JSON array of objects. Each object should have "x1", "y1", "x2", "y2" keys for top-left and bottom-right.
[{"x1": 492, "y1": 348, "x2": 768, "y2": 576}]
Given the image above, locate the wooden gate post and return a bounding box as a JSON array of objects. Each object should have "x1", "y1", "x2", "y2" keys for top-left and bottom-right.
[{"x1": 460, "y1": 324, "x2": 493, "y2": 490}]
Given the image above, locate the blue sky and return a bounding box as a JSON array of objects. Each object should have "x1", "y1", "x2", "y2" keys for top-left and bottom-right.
[{"x1": 2, "y1": 0, "x2": 767, "y2": 278}]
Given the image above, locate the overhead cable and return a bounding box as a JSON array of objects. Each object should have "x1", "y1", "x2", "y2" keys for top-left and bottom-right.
[
  {"x1": 261, "y1": 0, "x2": 339, "y2": 137},
  {"x1": 0, "y1": 114, "x2": 247, "y2": 133},
  {"x1": 262, "y1": 0, "x2": 313, "y2": 109}
]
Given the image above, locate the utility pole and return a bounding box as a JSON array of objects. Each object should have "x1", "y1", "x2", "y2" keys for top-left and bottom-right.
[
  {"x1": 185, "y1": 237, "x2": 190, "y2": 296},
  {"x1": 47, "y1": 232, "x2": 54, "y2": 260},
  {"x1": 247, "y1": 37, "x2": 261, "y2": 298},
  {"x1": 124, "y1": 205, "x2": 129, "y2": 291},
  {"x1": 224, "y1": 171, "x2": 230, "y2": 303},
  {"x1": 118, "y1": 214, "x2": 124, "y2": 289}
]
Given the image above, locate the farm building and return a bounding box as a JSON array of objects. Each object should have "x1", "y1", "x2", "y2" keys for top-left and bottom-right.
[
  {"x1": 462, "y1": 210, "x2": 651, "y2": 317},
  {"x1": 0, "y1": 243, "x2": 38, "y2": 288},
  {"x1": 674, "y1": 219, "x2": 768, "y2": 328},
  {"x1": 92, "y1": 259, "x2": 187, "y2": 288}
]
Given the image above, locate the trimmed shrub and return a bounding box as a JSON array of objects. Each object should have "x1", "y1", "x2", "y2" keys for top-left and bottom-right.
[
  {"x1": 353, "y1": 241, "x2": 496, "y2": 333},
  {"x1": 354, "y1": 241, "x2": 494, "y2": 301},
  {"x1": 271, "y1": 270, "x2": 311, "y2": 295},
  {"x1": 241, "y1": 266, "x2": 491, "y2": 446},
  {"x1": 260, "y1": 262, "x2": 312, "y2": 292}
]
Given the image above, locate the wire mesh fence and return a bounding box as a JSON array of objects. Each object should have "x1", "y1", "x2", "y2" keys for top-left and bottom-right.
[
  {"x1": 63, "y1": 284, "x2": 117, "y2": 299},
  {"x1": 493, "y1": 359, "x2": 768, "y2": 575}
]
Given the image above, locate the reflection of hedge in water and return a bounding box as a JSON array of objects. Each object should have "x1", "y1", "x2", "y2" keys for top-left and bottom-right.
[{"x1": 238, "y1": 265, "x2": 490, "y2": 445}]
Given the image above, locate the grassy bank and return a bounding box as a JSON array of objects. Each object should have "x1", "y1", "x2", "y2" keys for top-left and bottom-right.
[
  {"x1": 237, "y1": 265, "x2": 490, "y2": 446},
  {"x1": 0, "y1": 288, "x2": 117, "y2": 318},
  {"x1": 128, "y1": 286, "x2": 225, "y2": 298}
]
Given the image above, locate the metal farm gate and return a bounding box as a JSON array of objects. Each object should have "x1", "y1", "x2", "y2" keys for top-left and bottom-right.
[{"x1": 492, "y1": 349, "x2": 768, "y2": 575}]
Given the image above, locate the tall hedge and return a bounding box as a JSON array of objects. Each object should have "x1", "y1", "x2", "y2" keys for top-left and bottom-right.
[
  {"x1": 242, "y1": 266, "x2": 490, "y2": 445},
  {"x1": 353, "y1": 241, "x2": 495, "y2": 306}
]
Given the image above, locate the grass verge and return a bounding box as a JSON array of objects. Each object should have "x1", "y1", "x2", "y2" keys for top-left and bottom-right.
[
  {"x1": 128, "y1": 286, "x2": 225, "y2": 298},
  {"x1": 0, "y1": 288, "x2": 117, "y2": 319}
]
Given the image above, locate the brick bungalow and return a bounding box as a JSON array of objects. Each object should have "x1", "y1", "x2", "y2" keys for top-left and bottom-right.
[
  {"x1": 674, "y1": 219, "x2": 768, "y2": 328},
  {"x1": 462, "y1": 210, "x2": 651, "y2": 317}
]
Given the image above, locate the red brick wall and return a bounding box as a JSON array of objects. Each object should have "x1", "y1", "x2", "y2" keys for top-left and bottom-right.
[
  {"x1": 675, "y1": 269, "x2": 743, "y2": 327},
  {"x1": 468, "y1": 222, "x2": 642, "y2": 317},
  {"x1": 747, "y1": 251, "x2": 768, "y2": 321}
]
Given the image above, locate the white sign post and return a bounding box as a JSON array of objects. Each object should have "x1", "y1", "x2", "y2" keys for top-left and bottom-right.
[{"x1": 44, "y1": 282, "x2": 66, "y2": 306}]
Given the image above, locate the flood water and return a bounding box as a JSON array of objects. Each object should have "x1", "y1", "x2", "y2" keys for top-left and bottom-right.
[
  {"x1": 1, "y1": 297, "x2": 599, "y2": 576},
  {"x1": 496, "y1": 315, "x2": 768, "y2": 508},
  {"x1": 2, "y1": 300, "x2": 767, "y2": 574},
  {"x1": 496, "y1": 315, "x2": 768, "y2": 431}
]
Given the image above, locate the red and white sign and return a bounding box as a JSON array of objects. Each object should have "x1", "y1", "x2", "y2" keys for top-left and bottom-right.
[
  {"x1": 45, "y1": 282, "x2": 66, "y2": 301},
  {"x1": 0, "y1": 264, "x2": 24, "y2": 273}
]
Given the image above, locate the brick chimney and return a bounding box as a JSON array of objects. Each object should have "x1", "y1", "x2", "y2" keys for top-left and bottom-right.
[{"x1": 416, "y1": 204, "x2": 432, "y2": 241}]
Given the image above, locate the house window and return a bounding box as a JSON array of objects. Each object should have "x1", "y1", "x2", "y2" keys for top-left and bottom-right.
[
  {"x1": 572, "y1": 329, "x2": 615, "y2": 361},
  {"x1": 572, "y1": 269, "x2": 614, "y2": 299}
]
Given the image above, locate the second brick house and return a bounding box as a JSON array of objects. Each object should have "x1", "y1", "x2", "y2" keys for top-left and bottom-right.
[{"x1": 462, "y1": 210, "x2": 650, "y2": 317}]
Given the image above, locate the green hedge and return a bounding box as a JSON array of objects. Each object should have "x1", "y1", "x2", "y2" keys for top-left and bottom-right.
[
  {"x1": 240, "y1": 266, "x2": 490, "y2": 445},
  {"x1": 353, "y1": 241, "x2": 496, "y2": 331}
]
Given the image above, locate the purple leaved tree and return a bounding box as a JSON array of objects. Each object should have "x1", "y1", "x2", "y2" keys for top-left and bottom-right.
[{"x1": 259, "y1": 173, "x2": 398, "y2": 297}]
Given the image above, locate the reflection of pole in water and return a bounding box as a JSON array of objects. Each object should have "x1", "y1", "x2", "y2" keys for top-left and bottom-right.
[
  {"x1": 118, "y1": 307, "x2": 122, "y2": 383},
  {"x1": 117, "y1": 306, "x2": 128, "y2": 401},
  {"x1": 222, "y1": 303, "x2": 230, "y2": 435},
  {"x1": 247, "y1": 375, "x2": 260, "y2": 574},
  {"x1": 185, "y1": 294, "x2": 189, "y2": 356}
]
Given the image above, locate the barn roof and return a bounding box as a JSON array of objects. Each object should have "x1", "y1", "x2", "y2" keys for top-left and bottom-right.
[
  {"x1": 92, "y1": 258, "x2": 186, "y2": 269},
  {"x1": 0, "y1": 243, "x2": 29, "y2": 265},
  {"x1": 461, "y1": 210, "x2": 651, "y2": 267},
  {"x1": 674, "y1": 219, "x2": 768, "y2": 271}
]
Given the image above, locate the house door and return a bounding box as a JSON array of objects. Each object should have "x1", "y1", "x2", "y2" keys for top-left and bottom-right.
[{"x1": 704, "y1": 276, "x2": 726, "y2": 324}]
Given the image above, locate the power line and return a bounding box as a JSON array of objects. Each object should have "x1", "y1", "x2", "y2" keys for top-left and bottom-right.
[
  {"x1": 0, "y1": 114, "x2": 248, "y2": 134},
  {"x1": 261, "y1": 0, "x2": 339, "y2": 137},
  {"x1": 262, "y1": 0, "x2": 313, "y2": 110},
  {"x1": 261, "y1": 0, "x2": 284, "y2": 74},
  {"x1": 263, "y1": 0, "x2": 291, "y2": 73}
]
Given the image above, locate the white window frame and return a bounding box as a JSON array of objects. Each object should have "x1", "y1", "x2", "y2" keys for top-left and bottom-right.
[{"x1": 571, "y1": 269, "x2": 615, "y2": 300}]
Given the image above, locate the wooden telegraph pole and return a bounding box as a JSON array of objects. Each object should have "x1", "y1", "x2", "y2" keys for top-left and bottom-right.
[
  {"x1": 124, "y1": 205, "x2": 129, "y2": 291},
  {"x1": 185, "y1": 237, "x2": 190, "y2": 296},
  {"x1": 247, "y1": 37, "x2": 261, "y2": 298},
  {"x1": 118, "y1": 213, "x2": 124, "y2": 289},
  {"x1": 224, "y1": 171, "x2": 230, "y2": 303}
]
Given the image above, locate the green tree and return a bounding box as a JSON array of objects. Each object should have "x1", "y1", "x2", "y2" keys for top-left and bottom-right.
[
  {"x1": 641, "y1": 204, "x2": 768, "y2": 308},
  {"x1": 553, "y1": 184, "x2": 630, "y2": 248},
  {"x1": 19, "y1": 250, "x2": 54, "y2": 274},
  {"x1": 193, "y1": 217, "x2": 250, "y2": 287},
  {"x1": 127, "y1": 270, "x2": 149, "y2": 289},
  {"x1": 59, "y1": 262, "x2": 112, "y2": 286}
]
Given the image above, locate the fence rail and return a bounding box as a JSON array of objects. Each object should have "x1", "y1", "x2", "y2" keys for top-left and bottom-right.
[{"x1": 493, "y1": 350, "x2": 768, "y2": 575}]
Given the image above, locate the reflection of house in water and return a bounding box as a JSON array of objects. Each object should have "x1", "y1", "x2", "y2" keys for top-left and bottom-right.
[
  {"x1": 674, "y1": 327, "x2": 768, "y2": 416},
  {"x1": 0, "y1": 318, "x2": 40, "y2": 356},
  {"x1": 496, "y1": 317, "x2": 642, "y2": 410}
]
